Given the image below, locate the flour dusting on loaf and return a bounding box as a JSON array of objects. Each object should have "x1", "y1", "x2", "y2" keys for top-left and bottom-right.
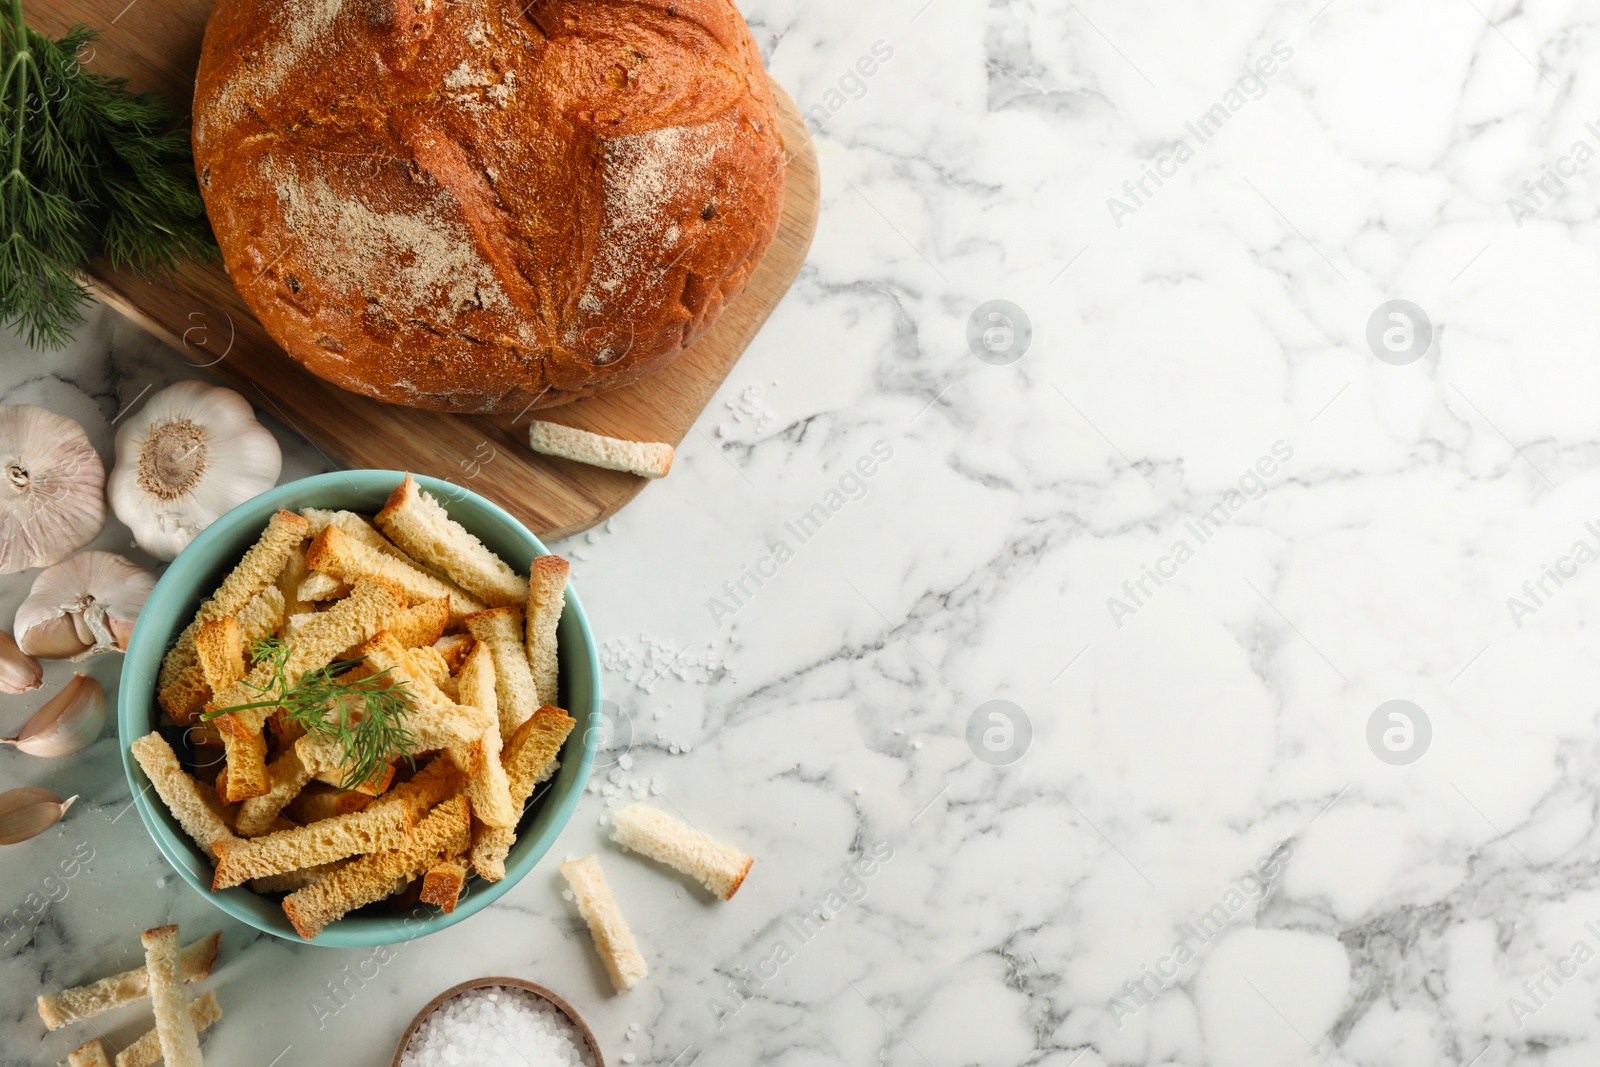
[
  {"x1": 194, "y1": 0, "x2": 786, "y2": 413},
  {"x1": 276, "y1": 173, "x2": 508, "y2": 318},
  {"x1": 584, "y1": 126, "x2": 721, "y2": 311},
  {"x1": 197, "y1": 0, "x2": 346, "y2": 141}
]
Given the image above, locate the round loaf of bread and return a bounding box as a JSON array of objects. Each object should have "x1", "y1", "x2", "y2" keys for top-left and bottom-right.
[{"x1": 192, "y1": 0, "x2": 785, "y2": 413}]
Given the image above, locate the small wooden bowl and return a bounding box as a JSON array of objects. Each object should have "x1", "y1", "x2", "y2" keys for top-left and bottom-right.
[{"x1": 391, "y1": 977, "x2": 605, "y2": 1067}]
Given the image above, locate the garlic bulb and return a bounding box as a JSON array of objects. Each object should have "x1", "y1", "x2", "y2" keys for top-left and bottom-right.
[
  {"x1": 0, "y1": 630, "x2": 42, "y2": 693},
  {"x1": 0, "y1": 405, "x2": 106, "y2": 574},
  {"x1": 109, "y1": 381, "x2": 281, "y2": 560},
  {"x1": 0, "y1": 789, "x2": 76, "y2": 845},
  {"x1": 2, "y1": 674, "x2": 104, "y2": 757},
  {"x1": 15, "y1": 551, "x2": 155, "y2": 660}
]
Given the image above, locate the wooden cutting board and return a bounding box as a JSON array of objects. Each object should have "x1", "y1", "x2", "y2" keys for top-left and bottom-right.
[{"x1": 25, "y1": 0, "x2": 819, "y2": 539}]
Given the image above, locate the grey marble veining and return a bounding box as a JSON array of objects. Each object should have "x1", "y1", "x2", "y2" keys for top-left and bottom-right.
[{"x1": 7, "y1": 0, "x2": 1600, "y2": 1063}]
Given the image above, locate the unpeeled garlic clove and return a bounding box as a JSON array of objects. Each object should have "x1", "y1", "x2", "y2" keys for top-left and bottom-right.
[
  {"x1": 109, "y1": 616, "x2": 138, "y2": 653},
  {"x1": 0, "y1": 405, "x2": 106, "y2": 574},
  {"x1": 0, "y1": 630, "x2": 42, "y2": 693},
  {"x1": 0, "y1": 788, "x2": 76, "y2": 845},
  {"x1": 15, "y1": 615, "x2": 92, "y2": 659},
  {"x1": 2, "y1": 673, "x2": 104, "y2": 757},
  {"x1": 15, "y1": 551, "x2": 155, "y2": 661}
]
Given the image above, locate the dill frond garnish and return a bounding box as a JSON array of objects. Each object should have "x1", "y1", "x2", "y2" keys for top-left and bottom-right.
[
  {"x1": 1, "y1": 3, "x2": 217, "y2": 348},
  {"x1": 203, "y1": 637, "x2": 419, "y2": 792}
]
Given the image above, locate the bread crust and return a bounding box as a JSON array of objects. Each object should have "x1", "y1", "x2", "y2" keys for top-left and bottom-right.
[{"x1": 192, "y1": 0, "x2": 786, "y2": 413}]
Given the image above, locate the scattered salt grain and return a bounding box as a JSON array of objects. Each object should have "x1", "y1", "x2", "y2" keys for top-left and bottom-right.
[
  {"x1": 601, "y1": 635, "x2": 735, "y2": 693},
  {"x1": 723, "y1": 385, "x2": 776, "y2": 432},
  {"x1": 912, "y1": 740, "x2": 923, "y2": 750},
  {"x1": 399, "y1": 986, "x2": 593, "y2": 1067}
]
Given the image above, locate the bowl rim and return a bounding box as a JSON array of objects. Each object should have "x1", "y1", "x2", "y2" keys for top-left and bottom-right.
[
  {"x1": 390, "y1": 976, "x2": 605, "y2": 1067},
  {"x1": 118, "y1": 469, "x2": 601, "y2": 948}
]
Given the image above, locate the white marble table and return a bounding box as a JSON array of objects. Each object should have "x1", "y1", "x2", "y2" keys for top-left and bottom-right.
[{"x1": 7, "y1": 0, "x2": 1600, "y2": 1063}]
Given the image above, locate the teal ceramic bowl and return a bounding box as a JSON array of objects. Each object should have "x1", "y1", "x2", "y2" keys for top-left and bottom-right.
[{"x1": 119, "y1": 471, "x2": 601, "y2": 947}]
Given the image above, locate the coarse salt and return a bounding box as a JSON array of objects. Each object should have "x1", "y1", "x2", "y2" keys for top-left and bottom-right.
[{"x1": 400, "y1": 987, "x2": 594, "y2": 1067}]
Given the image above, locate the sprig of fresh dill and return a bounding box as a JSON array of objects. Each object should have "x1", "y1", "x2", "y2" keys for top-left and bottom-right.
[
  {"x1": 1, "y1": 1, "x2": 217, "y2": 348},
  {"x1": 203, "y1": 637, "x2": 419, "y2": 793}
]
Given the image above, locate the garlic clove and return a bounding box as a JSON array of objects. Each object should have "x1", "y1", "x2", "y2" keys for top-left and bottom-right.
[
  {"x1": 16, "y1": 615, "x2": 93, "y2": 659},
  {"x1": 0, "y1": 405, "x2": 106, "y2": 574},
  {"x1": 2, "y1": 673, "x2": 104, "y2": 757},
  {"x1": 110, "y1": 615, "x2": 138, "y2": 653},
  {"x1": 0, "y1": 788, "x2": 76, "y2": 845},
  {"x1": 15, "y1": 551, "x2": 156, "y2": 661},
  {"x1": 0, "y1": 630, "x2": 42, "y2": 693},
  {"x1": 109, "y1": 381, "x2": 282, "y2": 561}
]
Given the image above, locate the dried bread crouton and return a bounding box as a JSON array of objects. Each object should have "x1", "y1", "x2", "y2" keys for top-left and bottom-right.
[
  {"x1": 158, "y1": 509, "x2": 307, "y2": 693},
  {"x1": 308, "y1": 525, "x2": 484, "y2": 622},
  {"x1": 194, "y1": 617, "x2": 244, "y2": 697},
  {"x1": 234, "y1": 747, "x2": 313, "y2": 836},
  {"x1": 159, "y1": 585, "x2": 286, "y2": 723},
  {"x1": 211, "y1": 802, "x2": 416, "y2": 890},
  {"x1": 419, "y1": 856, "x2": 468, "y2": 913},
  {"x1": 129, "y1": 733, "x2": 238, "y2": 861},
  {"x1": 284, "y1": 783, "x2": 371, "y2": 824},
  {"x1": 67, "y1": 1041, "x2": 111, "y2": 1067},
  {"x1": 376, "y1": 474, "x2": 529, "y2": 608},
  {"x1": 470, "y1": 705, "x2": 574, "y2": 881},
  {"x1": 296, "y1": 571, "x2": 347, "y2": 603},
  {"x1": 248, "y1": 861, "x2": 347, "y2": 895},
  {"x1": 140, "y1": 925, "x2": 204, "y2": 1067},
  {"x1": 611, "y1": 803, "x2": 753, "y2": 900},
  {"x1": 300, "y1": 508, "x2": 411, "y2": 559},
  {"x1": 525, "y1": 554, "x2": 568, "y2": 707},
  {"x1": 37, "y1": 931, "x2": 220, "y2": 1031},
  {"x1": 214, "y1": 719, "x2": 270, "y2": 804},
  {"x1": 528, "y1": 421, "x2": 673, "y2": 480},
  {"x1": 453, "y1": 641, "x2": 515, "y2": 828},
  {"x1": 432, "y1": 633, "x2": 475, "y2": 672},
  {"x1": 403, "y1": 645, "x2": 451, "y2": 690},
  {"x1": 307, "y1": 759, "x2": 395, "y2": 796},
  {"x1": 276, "y1": 542, "x2": 315, "y2": 615},
  {"x1": 382, "y1": 597, "x2": 450, "y2": 650},
  {"x1": 282, "y1": 795, "x2": 471, "y2": 939},
  {"x1": 464, "y1": 607, "x2": 538, "y2": 735},
  {"x1": 115, "y1": 990, "x2": 222, "y2": 1067},
  {"x1": 560, "y1": 855, "x2": 648, "y2": 993}
]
